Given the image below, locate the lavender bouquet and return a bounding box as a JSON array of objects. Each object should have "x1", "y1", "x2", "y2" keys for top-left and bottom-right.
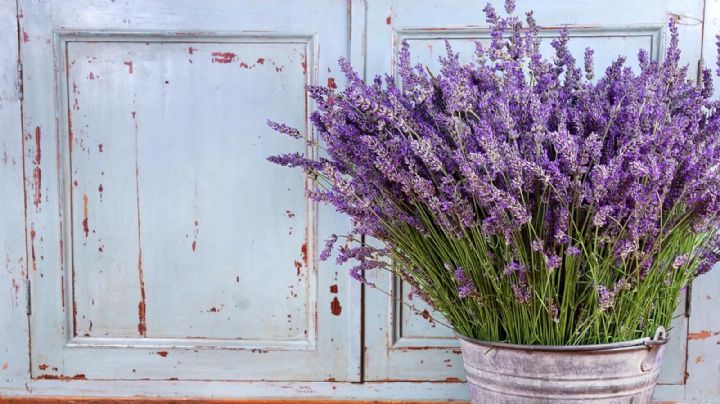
[{"x1": 269, "y1": 1, "x2": 720, "y2": 345}]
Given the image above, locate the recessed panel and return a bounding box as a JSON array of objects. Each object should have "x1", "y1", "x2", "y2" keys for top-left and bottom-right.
[{"x1": 68, "y1": 40, "x2": 313, "y2": 341}]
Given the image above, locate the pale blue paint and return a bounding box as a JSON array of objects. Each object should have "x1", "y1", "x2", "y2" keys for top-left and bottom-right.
[{"x1": 0, "y1": 0, "x2": 717, "y2": 401}]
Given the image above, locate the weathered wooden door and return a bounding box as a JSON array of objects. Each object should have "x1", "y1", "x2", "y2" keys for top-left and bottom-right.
[
  {"x1": 22, "y1": 0, "x2": 361, "y2": 381},
  {"x1": 363, "y1": 0, "x2": 703, "y2": 386}
]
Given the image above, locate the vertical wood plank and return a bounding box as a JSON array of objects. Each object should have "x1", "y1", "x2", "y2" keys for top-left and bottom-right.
[{"x1": 0, "y1": 0, "x2": 30, "y2": 393}]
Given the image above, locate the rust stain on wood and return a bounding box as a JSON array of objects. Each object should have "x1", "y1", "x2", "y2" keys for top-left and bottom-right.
[
  {"x1": 156, "y1": 351, "x2": 168, "y2": 357},
  {"x1": 329, "y1": 284, "x2": 338, "y2": 294},
  {"x1": 386, "y1": 15, "x2": 392, "y2": 25},
  {"x1": 330, "y1": 296, "x2": 342, "y2": 316},
  {"x1": 327, "y1": 77, "x2": 337, "y2": 89},
  {"x1": 256, "y1": 57, "x2": 265, "y2": 64}
]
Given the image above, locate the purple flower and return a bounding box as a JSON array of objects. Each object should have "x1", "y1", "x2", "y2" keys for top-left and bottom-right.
[
  {"x1": 319, "y1": 234, "x2": 339, "y2": 261},
  {"x1": 597, "y1": 285, "x2": 615, "y2": 310},
  {"x1": 567, "y1": 246, "x2": 581, "y2": 256},
  {"x1": 453, "y1": 266, "x2": 477, "y2": 298},
  {"x1": 267, "y1": 3, "x2": 720, "y2": 342}
]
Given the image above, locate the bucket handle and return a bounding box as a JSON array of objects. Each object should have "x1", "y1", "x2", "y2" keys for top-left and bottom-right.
[
  {"x1": 642, "y1": 326, "x2": 668, "y2": 347},
  {"x1": 641, "y1": 326, "x2": 667, "y2": 372}
]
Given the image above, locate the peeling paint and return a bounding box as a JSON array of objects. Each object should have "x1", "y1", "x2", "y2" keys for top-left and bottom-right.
[
  {"x1": 32, "y1": 126, "x2": 42, "y2": 209},
  {"x1": 300, "y1": 242, "x2": 308, "y2": 266},
  {"x1": 211, "y1": 52, "x2": 236, "y2": 64},
  {"x1": 191, "y1": 220, "x2": 199, "y2": 252},
  {"x1": 688, "y1": 330, "x2": 719, "y2": 340},
  {"x1": 331, "y1": 296, "x2": 342, "y2": 316},
  {"x1": 133, "y1": 109, "x2": 147, "y2": 337},
  {"x1": 82, "y1": 193, "x2": 89, "y2": 237},
  {"x1": 37, "y1": 374, "x2": 86, "y2": 380},
  {"x1": 300, "y1": 54, "x2": 307, "y2": 74},
  {"x1": 30, "y1": 227, "x2": 37, "y2": 271}
]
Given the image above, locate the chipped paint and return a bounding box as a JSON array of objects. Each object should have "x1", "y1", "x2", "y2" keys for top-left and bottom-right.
[
  {"x1": 32, "y1": 126, "x2": 42, "y2": 209},
  {"x1": 191, "y1": 220, "x2": 199, "y2": 252},
  {"x1": 37, "y1": 373, "x2": 86, "y2": 380},
  {"x1": 688, "y1": 330, "x2": 719, "y2": 340},
  {"x1": 300, "y1": 53, "x2": 307, "y2": 74},
  {"x1": 211, "y1": 52, "x2": 236, "y2": 64},
  {"x1": 82, "y1": 193, "x2": 89, "y2": 237},
  {"x1": 330, "y1": 284, "x2": 338, "y2": 294},
  {"x1": 331, "y1": 297, "x2": 342, "y2": 316},
  {"x1": 124, "y1": 61, "x2": 134, "y2": 73},
  {"x1": 133, "y1": 109, "x2": 147, "y2": 337},
  {"x1": 300, "y1": 242, "x2": 308, "y2": 266},
  {"x1": 30, "y1": 227, "x2": 37, "y2": 271},
  {"x1": 327, "y1": 77, "x2": 337, "y2": 89},
  {"x1": 156, "y1": 351, "x2": 168, "y2": 357},
  {"x1": 256, "y1": 57, "x2": 265, "y2": 64}
]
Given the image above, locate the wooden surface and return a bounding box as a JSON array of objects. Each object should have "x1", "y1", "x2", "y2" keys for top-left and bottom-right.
[
  {"x1": 0, "y1": 0, "x2": 718, "y2": 402},
  {"x1": 0, "y1": 399, "x2": 468, "y2": 404}
]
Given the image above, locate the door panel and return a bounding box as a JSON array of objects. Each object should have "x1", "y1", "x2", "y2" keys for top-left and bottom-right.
[
  {"x1": 23, "y1": 0, "x2": 359, "y2": 381},
  {"x1": 364, "y1": 0, "x2": 701, "y2": 382}
]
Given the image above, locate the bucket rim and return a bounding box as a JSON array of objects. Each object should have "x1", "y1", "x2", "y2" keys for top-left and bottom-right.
[{"x1": 455, "y1": 326, "x2": 668, "y2": 352}]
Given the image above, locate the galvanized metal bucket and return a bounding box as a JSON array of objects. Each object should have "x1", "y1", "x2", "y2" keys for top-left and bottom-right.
[{"x1": 457, "y1": 327, "x2": 668, "y2": 404}]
